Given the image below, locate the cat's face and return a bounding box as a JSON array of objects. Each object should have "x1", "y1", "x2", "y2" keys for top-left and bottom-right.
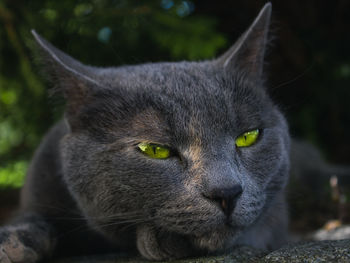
[
  {"x1": 59, "y1": 61, "x2": 289, "y2": 250},
  {"x1": 33, "y1": 3, "x2": 289, "y2": 252}
]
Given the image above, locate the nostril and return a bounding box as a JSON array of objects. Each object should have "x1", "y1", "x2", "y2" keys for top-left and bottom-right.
[
  {"x1": 221, "y1": 199, "x2": 228, "y2": 211},
  {"x1": 203, "y1": 185, "x2": 243, "y2": 217}
]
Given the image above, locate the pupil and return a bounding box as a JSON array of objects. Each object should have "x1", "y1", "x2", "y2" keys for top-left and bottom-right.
[
  {"x1": 244, "y1": 135, "x2": 247, "y2": 141},
  {"x1": 152, "y1": 146, "x2": 157, "y2": 154}
]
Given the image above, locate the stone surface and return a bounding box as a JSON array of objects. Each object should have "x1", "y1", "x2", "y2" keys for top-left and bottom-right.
[
  {"x1": 51, "y1": 239, "x2": 350, "y2": 263},
  {"x1": 50, "y1": 246, "x2": 265, "y2": 263},
  {"x1": 262, "y1": 239, "x2": 350, "y2": 263},
  {"x1": 312, "y1": 225, "x2": 350, "y2": 241}
]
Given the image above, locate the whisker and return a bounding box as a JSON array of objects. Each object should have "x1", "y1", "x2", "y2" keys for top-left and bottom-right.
[
  {"x1": 44, "y1": 210, "x2": 145, "y2": 222},
  {"x1": 29, "y1": 203, "x2": 82, "y2": 215}
]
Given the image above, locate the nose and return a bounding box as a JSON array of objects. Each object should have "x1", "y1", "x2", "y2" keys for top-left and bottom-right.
[{"x1": 203, "y1": 185, "x2": 243, "y2": 217}]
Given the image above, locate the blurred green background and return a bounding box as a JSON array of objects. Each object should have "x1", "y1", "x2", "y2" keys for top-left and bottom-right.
[{"x1": 0, "y1": 0, "x2": 350, "y2": 189}]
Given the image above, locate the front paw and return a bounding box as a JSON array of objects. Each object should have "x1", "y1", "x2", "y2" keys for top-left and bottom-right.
[
  {"x1": 0, "y1": 229, "x2": 38, "y2": 263},
  {"x1": 136, "y1": 225, "x2": 194, "y2": 261}
]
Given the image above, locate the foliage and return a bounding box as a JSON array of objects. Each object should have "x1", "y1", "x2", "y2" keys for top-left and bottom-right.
[
  {"x1": 0, "y1": 0, "x2": 226, "y2": 187},
  {"x1": 1, "y1": 0, "x2": 349, "y2": 189},
  {"x1": 0, "y1": 161, "x2": 27, "y2": 189}
]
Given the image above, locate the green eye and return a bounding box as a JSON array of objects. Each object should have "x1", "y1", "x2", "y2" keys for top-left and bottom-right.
[
  {"x1": 235, "y1": 129, "x2": 260, "y2": 147},
  {"x1": 137, "y1": 142, "x2": 171, "y2": 159}
]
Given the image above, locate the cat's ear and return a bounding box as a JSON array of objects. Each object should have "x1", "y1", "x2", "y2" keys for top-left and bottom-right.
[
  {"x1": 31, "y1": 30, "x2": 101, "y2": 130},
  {"x1": 215, "y1": 3, "x2": 271, "y2": 81}
]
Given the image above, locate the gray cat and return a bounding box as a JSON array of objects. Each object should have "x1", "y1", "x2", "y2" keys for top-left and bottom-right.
[{"x1": 0, "y1": 3, "x2": 290, "y2": 262}]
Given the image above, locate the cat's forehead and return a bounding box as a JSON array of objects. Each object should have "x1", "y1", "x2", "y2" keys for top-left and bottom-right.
[
  {"x1": 101, "y1": 61, "x2": 262, "y2": 107},
  {"x1": 103, "y1": 61, "x2": 216, "y2": 90},
  {"x1": 94, "y1": 61, "x2": 273, "y2": 141}
]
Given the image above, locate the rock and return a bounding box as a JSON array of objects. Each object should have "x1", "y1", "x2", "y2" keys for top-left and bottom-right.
[
  {"x1": 174, "y1": 246, "x2": 265, "y2": 263},
  {"x1": 311, "y1": 225, "x2": 350, "y2": 241},
  {"x1": 51, "y1": 239, "x2": 350, "y2": 263},
  {"x1": 50, "y1": 246, "x2": 266, "y2": 263},
  {"x1": 262, "y1": 239, "x2": 350, "y2": 263}
]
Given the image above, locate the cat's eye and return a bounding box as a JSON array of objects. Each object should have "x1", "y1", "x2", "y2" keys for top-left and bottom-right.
[
  {"x1": 137, "y1": 142, "x2": 171, "y2": 159},
  {"x1": 235, "y1": 129, "x2": 260, "y2": 147}
]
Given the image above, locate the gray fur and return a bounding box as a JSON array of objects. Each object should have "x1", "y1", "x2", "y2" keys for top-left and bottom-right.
[{"x1": 0, "y1": 3, "x2": 291, "y2": 262}]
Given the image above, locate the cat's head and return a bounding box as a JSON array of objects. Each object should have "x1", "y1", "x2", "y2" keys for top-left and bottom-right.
[{"x1": 33, "y1": 2, "x2": 289, "y2": 254}]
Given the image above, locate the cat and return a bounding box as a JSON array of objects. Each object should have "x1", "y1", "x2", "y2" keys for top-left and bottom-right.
[{"x1": 0, "y1": 3, "x2": 290, "y2": 262}]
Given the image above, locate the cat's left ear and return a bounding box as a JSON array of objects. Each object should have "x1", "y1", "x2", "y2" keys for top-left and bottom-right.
[
  {"x1": 215, "y1": 2, "x2": 271, "y2": 81},
  {"x1": 31, "y1": 30, "x2": 102, "y2": 130}
]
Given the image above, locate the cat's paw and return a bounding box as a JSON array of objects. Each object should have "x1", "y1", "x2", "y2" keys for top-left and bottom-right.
[
  {"x1": 0, "y1": 229, "x2": 39, "y2": 263},
  {"x1": 136, "y1": 225, "x2": 194, "y2": 261}
]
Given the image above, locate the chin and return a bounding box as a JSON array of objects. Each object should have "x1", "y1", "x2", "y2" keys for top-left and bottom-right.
[{"x1": 191, "y1": 225, "x2": 243, "y2": 252}]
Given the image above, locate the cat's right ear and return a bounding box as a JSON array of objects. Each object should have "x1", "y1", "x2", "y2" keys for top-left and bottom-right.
[
  {"x1": 31, "y1": 30, "x2": 101, "y2": 130},
  {"x1": 214, "y1": 3, "x2": 271, "y2": 82}
]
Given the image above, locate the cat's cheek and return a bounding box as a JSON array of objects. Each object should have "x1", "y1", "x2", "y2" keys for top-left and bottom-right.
[
  {"x1": 237, "y1": 133, "x2": 288, "y2": 187},
  {"x1": 231, "y1": 188, "x2": 266, "y2": 227}
]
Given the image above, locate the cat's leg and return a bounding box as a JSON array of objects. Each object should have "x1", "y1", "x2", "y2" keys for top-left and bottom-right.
[
  {"x1": 136, "y1": 224, "x2": 196, "y2": 261},
  {"x1": 0, "y1": 213, "x2": 55, "y2": 263}
]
